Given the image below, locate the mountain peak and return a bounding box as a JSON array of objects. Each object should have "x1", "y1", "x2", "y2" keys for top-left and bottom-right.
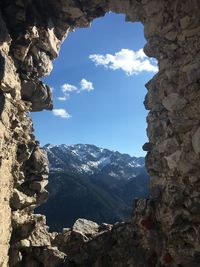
[
  {"x1": 38, "y1": 144, "x2": 148, "y2": 230},
  {"x1": 43, "y1": 144, "x2": 145, "y2": 179}
]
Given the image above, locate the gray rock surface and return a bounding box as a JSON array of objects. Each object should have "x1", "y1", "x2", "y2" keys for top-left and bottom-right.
[
  {"x1": 73, "y1": 219, "x2": 99, "y2": 236},
  {"x1": 0, "y1": 0, "x2": 199, "y2": 266}
]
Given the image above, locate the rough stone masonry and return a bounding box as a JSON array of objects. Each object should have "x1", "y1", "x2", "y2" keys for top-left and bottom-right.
[{"x1": 0, "y1": 0, "x2": 200, "y2": 266}]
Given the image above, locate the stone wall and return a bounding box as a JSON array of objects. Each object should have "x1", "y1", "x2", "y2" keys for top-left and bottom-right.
[{"x1": 0, "y1": 0, "x2": 200, "y2": 266}]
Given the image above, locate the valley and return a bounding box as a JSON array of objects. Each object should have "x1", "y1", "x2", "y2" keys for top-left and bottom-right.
[{"x1": 37, "y1": 144, "x2": 149, "y2": 230}]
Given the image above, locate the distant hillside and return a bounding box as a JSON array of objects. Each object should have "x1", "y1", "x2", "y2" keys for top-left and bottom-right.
[{"x1": 36, "y1": 144, "x2": 149, "y2": 230}]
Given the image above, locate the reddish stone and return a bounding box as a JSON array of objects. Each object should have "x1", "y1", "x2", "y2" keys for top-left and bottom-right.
[
  {"x1": 140, "y1": 217, "x2": 154, "y2": 230},
  {"x1": 163, "y1": 253, "x2": 173, "y2": 264}
]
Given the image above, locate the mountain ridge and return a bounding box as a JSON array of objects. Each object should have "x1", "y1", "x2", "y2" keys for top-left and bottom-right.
[
  {"x1": 43, "y1": 143, "x2": 145, "y2": 178},
  {"x1": 37, "y1": 144, "x2": 149, "y2": 230}
]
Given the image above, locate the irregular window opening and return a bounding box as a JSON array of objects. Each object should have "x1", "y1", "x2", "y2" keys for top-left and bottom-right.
[{"x1": 32, "y1": 13, "x2": 157, "y2": 231}]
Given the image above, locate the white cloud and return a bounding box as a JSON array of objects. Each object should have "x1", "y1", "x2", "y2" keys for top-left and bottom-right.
[
  {"x1": 89, "y1": 48, "x2": 158, "y2": 75},
  {"x1": 57, "y1": 83, "x2": 77, "y2": 101},
  {"x1": 80, "y1": 78, "x2": 94, "y2": 91},
  {"x1": 61, "y1": 83, "x2": 78, "y2": 92},
  {"x1": 57, "y1": 95, "x2": 69, "y2": 101},
  {"x1": 52, "y1": 109, "x2": 71, "y2": 119},
  {"x1": 58, "y1": 80, "x2": 94, "y2": 101}
]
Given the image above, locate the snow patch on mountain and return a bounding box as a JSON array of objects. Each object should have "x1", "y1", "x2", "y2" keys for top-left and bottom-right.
[{"x1": 43, "y1": 144, "x2": 145, "y2": 179}]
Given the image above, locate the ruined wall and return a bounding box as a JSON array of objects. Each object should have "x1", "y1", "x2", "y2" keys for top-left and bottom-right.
[{"x1": 0, "y1": 0, "x2": 200, "y2": 266}]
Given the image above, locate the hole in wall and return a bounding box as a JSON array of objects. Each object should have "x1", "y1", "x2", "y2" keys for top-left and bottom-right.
[{"x1": 32, "y1": 13, "x2": 157, "y2": 231}]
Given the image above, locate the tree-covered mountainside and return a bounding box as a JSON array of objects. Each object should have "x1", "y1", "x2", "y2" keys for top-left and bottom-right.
[{"x1": 36, "y1": 144, "x2": 149, "y2": 231}]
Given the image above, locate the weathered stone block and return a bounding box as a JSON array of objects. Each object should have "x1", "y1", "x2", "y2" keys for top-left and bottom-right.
[{"x1": 162, "y1": 93, "x2": 187, "y2": 112}]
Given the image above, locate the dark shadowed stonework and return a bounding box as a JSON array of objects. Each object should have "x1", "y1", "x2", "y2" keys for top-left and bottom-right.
[{"x1": 0, "y1": 0, "x2": 200, "y2": 266}]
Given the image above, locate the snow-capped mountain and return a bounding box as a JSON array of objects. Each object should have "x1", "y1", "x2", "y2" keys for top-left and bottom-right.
[
  {"x1": 43, "y1": 144, "x2": 145, "y2": 179},
  {"x1": 38, "y1": 144, "x2": 149, "y2": 230}
]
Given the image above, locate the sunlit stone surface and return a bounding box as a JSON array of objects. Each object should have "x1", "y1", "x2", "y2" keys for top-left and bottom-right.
[{"x1": 0, "y1": 0, "x2": 200, "y2": 266}]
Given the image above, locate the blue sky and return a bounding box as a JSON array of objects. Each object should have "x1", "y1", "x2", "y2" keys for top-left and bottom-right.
[{"x1": 31, "y1": 13, "x2": 157, "y2": 157}]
